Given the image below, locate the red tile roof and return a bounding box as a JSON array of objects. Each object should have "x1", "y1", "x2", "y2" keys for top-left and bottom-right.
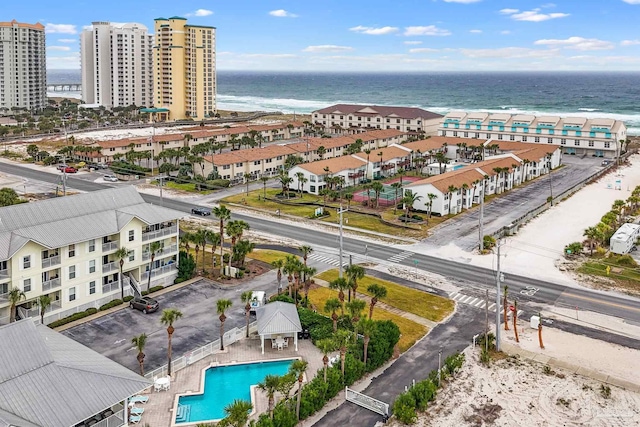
[{"x1": 313, "y1": 104, "x2": 443, "y2": 120}]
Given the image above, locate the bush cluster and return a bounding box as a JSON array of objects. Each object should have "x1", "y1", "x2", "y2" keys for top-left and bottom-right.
[
  {"x1": 99, "y1": 299, "x2": 124, "y2": 311},
  {"x1": 47, "y1": 298, "x2": 126, "y2": 328},
  {"x1": 123, "y1": 296, "x2": 134, "y2": 302}
]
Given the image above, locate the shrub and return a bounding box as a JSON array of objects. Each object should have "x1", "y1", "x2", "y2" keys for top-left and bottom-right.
[
  {"x1": 411, "y1": 214, "x2": 423, "y2": 221},
  {"x1": 48, "y1": 311, "x2": 90, "y2": 328},
  {"x1": 483, "y1": 235, "x2": 496, "y2": 250},
  {"x1": 298, "y1": 307, "x2": 334, "y2": 343},
  {"x1": 564, "y1": 242, "x2": 583, "y2": 256},
  {"x1": 392, "y1": 392, "x2": 417, "y2": 425},
  {"x1": 365, "y1": 320, "x2": 400, "y2": 371},
  {"x1": 149, "y1": 285, "x2": 164, "y2": 293},
  {"x1": 612, "y1": 254, "x2": 638, "y2": 267},
  {"x1": 109, "y1": 161, "x2": 149, "y2": 176},
  {"x1": 343, "y1": 353, "x2": 366, "y2": 386},
  {"x1": 99, "y1": 299, "x2": 123, "y2": 311},
  {"x1": 85, "y1": 307, "x2": 98, "y2": 315},
  {"x1": 205, "y1": 179, "x2": 231, "y2": 189},
  {"x1": 123, "y1": 296, "x2": 134, "y2": 302},
  {"x1": 271, "y1": 294, "x2": 295, "y2": 303},
  {"x1": 141, "y1": 290, "x2": 149, "y2": 296},
  {"x1": 174, "y1": 277, "x2": 186, "y2": 284},
  {"x1": 478, "y1": 332, "x2": 496, "y2": 351},
  {"x1": 177, "y1": 250, "x2": 196, "y2": 280},
  {"x1": 410, "y1": 379, "x2": 438, "y2": 410}
]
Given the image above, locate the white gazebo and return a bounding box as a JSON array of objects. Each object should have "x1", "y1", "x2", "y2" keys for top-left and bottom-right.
[{"x1": 256, "y1": 301, "x2": 303, "y2": 354}]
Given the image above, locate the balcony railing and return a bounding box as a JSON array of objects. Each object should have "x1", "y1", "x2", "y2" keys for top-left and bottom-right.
[
  {"x1": 381, "y1": 164, "x2": 395, "y2": 171},
  {"x1": 397, "y1": 160, "x2": 411, "y2": 167},
  {"x1": 141, "y1": 263, "x2": 177, "y2": 281},
  {"x1": 0, "y1": 268, "x2": 8, "y2": 279},
  {"x1": 348, "y1": 171, "x2": 365, "y2": 178},
  {"x1": 142, "y1": 244, "x2": 178, "y2": 261},
  {"x1": 102, "y1": 281, "x2": 121, "y2": 294},
  {"x1": 102, "y1": 241, "x2": 119, "y2": 252},
  {"x1": 102, "y1": 261, "x2": 119, "y2": 274},
  {"x1": 42, "y1": 255, "x2": 61, "y2": 269},
  {"x1": 42, "y1": 277, "x2": 61, "y2": 291},
  {"x1": 142, "y1": 225, "x2": 177, "y2": 242}
]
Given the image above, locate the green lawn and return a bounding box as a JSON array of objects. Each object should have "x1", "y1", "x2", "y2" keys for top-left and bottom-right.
[
  {"x1": 316, "y1": 269, "x2": 454, "y2": 322},
  {"x1": 307, "y1": 286, "x2": 427, "y2": 352},
  {"x1": 578, "y1": 261, "x2": 640, "y2": 292},
  {"x1": 249, "y1": 249, "x2": 295, "y2": 265}
]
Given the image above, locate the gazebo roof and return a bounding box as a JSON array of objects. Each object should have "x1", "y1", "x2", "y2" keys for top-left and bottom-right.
[{"x1": 256, "y1": 302, "x2": 302, "y2": 335}]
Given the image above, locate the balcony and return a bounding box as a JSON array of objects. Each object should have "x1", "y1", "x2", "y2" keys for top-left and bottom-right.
[
  {"x1": 142, "y1": 244, "x2": 178, "y2": 261},
  {"x1": 0, "y1": 268, "x2": 9, "y2": 279},
  {"x1": 142, "y1": 225, "x2": 177, "y2": 242},
  {"x1": 348, "y1": 171, "x2": 365, "y2": 179},
  {"x1": 42, "y1": 255, "x2": 61, "y2": 269},
  {"x1": 397, "y1": 160, "x2": 411, "y2": 168},
  {"x1": 381, "y1": 164, "x2": 395, "y2": 171},
  {"x1": 42, "y1": 277, "x2": 61, "y2": 291},
  {"x1": 141, "y1": 263, "x2": 177, "y2": 281},
  {"x1": 102, "y1": 241, "x2": 118, "y2": 252},
  {"x1": 102, "y1": 261, "x2": 119, "y2": 274},
  {"x1": 102, "y1": 281, "x2": 120, "y2": 294}
]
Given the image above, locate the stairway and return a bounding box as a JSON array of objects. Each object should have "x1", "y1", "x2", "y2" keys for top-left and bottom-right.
[
  {"x1": 175, "y1": 404, "x2": 191, "y2": 423},
  {"x1": 128, "y1": 273, "x2": 142, "y2": 296}
]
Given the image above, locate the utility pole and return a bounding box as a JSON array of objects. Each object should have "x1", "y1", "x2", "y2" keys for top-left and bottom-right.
[
  {"x1": 159, "y1": 175, "x2": 164, "y2": 206},
  {"x1": 548, "y1": 157, "x2": 554, "y2": 206},
  {"x1": 485, "y1": 289, "x2": 489, "y2": 353},
  {"x1": 495, "y1": 239, "x2": 504, "y2": 352},
  {"x1": 479, "y1": 182, "x2": 485, "y2": 251},
  {"x1": 61, "y1": 154, "x2": 67, "y2": 196},
  {"x1": 338, "y1": 204, "x2": 347, "y2": 278}
]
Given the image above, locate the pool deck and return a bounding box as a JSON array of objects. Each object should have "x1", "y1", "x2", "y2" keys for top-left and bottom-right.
[{"x1": 137, "y1": 336, "x2": 325, "y2": 426}]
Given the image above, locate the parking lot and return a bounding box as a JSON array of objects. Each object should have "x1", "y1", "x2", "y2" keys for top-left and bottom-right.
[{"x1": 62, "y1": 275, "x2": 279, "y2": 372}]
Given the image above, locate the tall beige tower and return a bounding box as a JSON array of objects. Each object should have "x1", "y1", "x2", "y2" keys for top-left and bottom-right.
[
  {"x1": 153, "y1": 17, "x2": 216, "y2": 121},
  {"x1": 0, "y1": 20, "x2": 46, "y2": 111}
]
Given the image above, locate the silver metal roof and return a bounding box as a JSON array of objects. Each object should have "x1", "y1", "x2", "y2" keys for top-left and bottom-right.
[
  {"x1": 0, "y1": 320, "x2": 152, "y2": 427},
  {"x1": 0, "y1": 186, "x2": 184, "y2": 260},
  {"x1": 256, "y1": 301, "x2": 302, "y2": 335}
]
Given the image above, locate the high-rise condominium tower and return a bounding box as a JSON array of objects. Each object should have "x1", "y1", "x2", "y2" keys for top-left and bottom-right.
[
  {"x1": 0, "y1": 20, "x2": 46, "y2": 111},
  {"x1": 153, "y1": 17, "x2": 216, "y2": 121},
  {"x1": 80, "y1": 22, "x2": 153, "y2": 108}
]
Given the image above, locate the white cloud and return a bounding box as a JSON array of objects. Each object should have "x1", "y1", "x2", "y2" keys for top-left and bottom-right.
[
  {"x1": 47, "y1": 46, "x2": 71, "y2": 51},
  {"x1": 469, "y1": 29, "x2": 483, "y2": 34},
  {"x1": 45, "y1": 23, "x2": 77, "y2": 34},
  {"x1": 46, "y1": 52, "x2": 80, "y2": 69},
  {"x1": 501, "y1": 8, "x2": 570, "y2": 22},
  {"x1": 534, "y1": 37, "x2": 614, "y2": 51},
  {"x1": 269, "y1": 9, "x2": 298, "y2": 18},
  {"x1": 57, "y1": 38, "x2": 76, "y2": 43},
  {"x1": 404, "y1": 41, "x2": 423, "y2": 45},
  {"x1": 459, "y1": 47, "x2": 560, "y2": 59},
  {"x1": 195, "y1": 9, "x2": 213, "y2": 16},
  {"x1": 404, "y1": 25, "x2": 451, "y2": 36},
  {"x1": 409, "y1": 48, "x2": 439, "y2": 53},
  {"x1": 302, "y1": 45, "x2": 354, "y2": 53},
  {"x1": 500, "y1": 30, "x2": 512, "y2": 35},
  {"x1": 349, "y1": 25, "x2": 398, "y2": 35},
  {"x1": 541, "y1": 3, "x2": 556, "y2": 7},
  {"x1": 621, "y1": 39, "x2": 640, "y2": 46},
  {"x1": 622, "y1": 0, "x2": 640, "y2": 4},
  {"x1": 443, "y1": 0, "x2": 482, "y2": 2},
  {"x1": 242, "y1": 53, "x2": 297, "y2": 58}
]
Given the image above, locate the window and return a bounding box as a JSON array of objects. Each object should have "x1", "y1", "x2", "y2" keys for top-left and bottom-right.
[
  {"x1": 605, "y1": 142, "x2": 611, "y2": 148},
  {"x1": 561, "y1": 139, "x2": 567, "y2": 146},
  {"x1": 23, "y1": 255, "x2": 31, "y2": 269},
  {"x1": 453, "y1": 131, "x2": 458, "y2": 137},
  {"x1": 509, "y1": 135, "x2": 515, "y2": 141},
  {"x1": 88, "y1": 239, "x2": 95, "y2": 252},
  {"x1": 522, "y1": 136, "x2": 527, "y2": 142},
  {"x1": 23, "y1": 278, "x2": 31, "y2": 293},
  {"x1": 69, "y1": 287, "x2": 76, "y2": 302},
  {"x1": 69, "y1": 265, "x2": 76, "y2": 280},
  {"x1": 547, "y1": 138, "x2": 553, "y2": 144},
  {"x1": 534, "y1": 137, "x2": 540, "y2": 143},
  {"x1": 128, "y1": 230, "x2": 134, "y2": 242},
  {"x1": 498, "y1": 135, "x2": 503, "y2": 140},
  {"x1": 588, "y1": 140, "x2": 595, "y2": 147},
  {"x1": 128, "y1": 250, "x2": 135, "y2": 262},
  {"x1": 89, "y1": 281, "x2": 96, "y2": 295},
  {"x1": 464, "y1": 132, "x2": 469, "y2": 138},
  {"x1": 310, "y1": 175, "x2": 316, "y2": 182},
  {"x1": 68, "y1": 244, "x2": 75, "y2": 258},
  {"x1": 486, "y1": 133, "x2": 491, "y2": 139},
  {"x1": 574, "y1": 140, "x2": 580, "y2": 146},
  {"x1": 89, "y1": 260, "x2": 96, "y2": 274},
  {"x1": 475, "y1": 133, "x2": 480, "y2": 138},
  {"x1": 310, "y1": 185, "x2": 316, "y2": 193}
]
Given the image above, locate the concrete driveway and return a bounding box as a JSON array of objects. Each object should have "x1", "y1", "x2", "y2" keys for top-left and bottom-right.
[
  {"x1": 62, "y1": 274, "x2": 279, "y2": 373},
  {"x1": 425, "y1": 156, "x2": 605, "y2": 250}
]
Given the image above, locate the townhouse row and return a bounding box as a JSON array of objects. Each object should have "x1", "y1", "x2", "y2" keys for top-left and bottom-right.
[{"x1": 0, "y1": 187, "x2": 183, "y2": 326}]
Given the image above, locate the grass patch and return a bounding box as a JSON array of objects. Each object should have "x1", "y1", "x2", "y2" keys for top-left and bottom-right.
[
  {"x1": 164, "y1": 181, "x2": 212, "y2": 193},
  {"x1": 320, "y1": 209, "x2": 421, "y2": 237},
  {"x1": 223, "y1": 188, "x2": 319, "y2": 218},
  {"x1": 249, "y1": 249, "x2": 294, "y2": 265},
  {"x1": 578, "y1": 261, "x2": 640, "y2": 291},
  {"x1": 307, "y1": 286, "x2": 427, "y2": 352},
  {"x1": 316, "y1": 269, "x2": 454, "y2": 323}
]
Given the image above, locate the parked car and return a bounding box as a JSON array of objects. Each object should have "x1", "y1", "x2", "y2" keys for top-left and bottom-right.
[
  {"x1": 103, "y1": 174, "x2": 118, "y2": 182},
  {"x1": 191, "y1": 207, "x2": 211, "y2": 216},
  {"x1": 96, "y1": 162, "x2": 109, "y2": 169},
  {"x1": 64, "y1": 166, "x2": 77, "y2": 174},
  {"x1": 129, "y1": 296, "x2": 159, "y2": 314},
  {"x1": 56, "y1": 164, "x2": 68, "y2": 171}
]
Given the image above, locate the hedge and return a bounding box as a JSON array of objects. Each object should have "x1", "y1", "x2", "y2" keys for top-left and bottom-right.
[
  {"x1": 99, "y1": 299, "x2": 123, "y2": 311},
  {"x1": 48, "y1": 306, "x2": 100, "y2": 328},
  {"x1": 123, "y1": 296, "x2": 134, "y2": 302}
]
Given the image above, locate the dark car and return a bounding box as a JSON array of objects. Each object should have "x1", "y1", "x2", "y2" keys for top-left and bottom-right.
[
  {"x1": 129, "y1": 296, "x2": 159, "y2": 314},
  {"x1": 191, "y1": 207, "x2": 211, "y2": 216}
]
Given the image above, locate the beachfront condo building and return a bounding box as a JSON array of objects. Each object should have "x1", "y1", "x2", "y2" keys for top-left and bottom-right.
[
  {"x1": 312, "y1": 104, "x2": 443, "y2": 135},
  {"x1": 153, "y1": 17, "x2": 216, "y2": 121},
  {"x1": 80, "y1": 22, "x2": 154, "y2": 108},
  {"x1": 0, "y1": 20, "x2": 46, "y2": 111},
  {"x1": 438, "y1": 112, "x2": 627, "y2": 158},
  {"x1": 0, "y1": 187, "x2": 183, "y2": 326}
]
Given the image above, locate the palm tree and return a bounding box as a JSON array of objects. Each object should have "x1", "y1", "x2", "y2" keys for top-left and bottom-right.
[
  {"x1": 329, "y1": 277, "x2": 349, "y2": 314},
  {"x1": 220, "y1": 399, "x2": 253, "y2": 427},
  {"x1": 324, "y1": 298, "x2": 341, "y2": 332},
  {"x1": 284, "y1": 254, "x2": 301, "y2": 298},
  {"x1": 205, "y1": 230, "x2": 220, "y2": 275},
  {"x1": 447, "y1": 185, "x2": 458, "y2": 215},
  {"x1": 298, "y1": 245, "x2": 313, "y2": 267},
  {"x1": 345, "y1": 192, "x2": 354, "y2": 209},
  {"x1": 345, "y1": 264, "x2": 365, "y2": 302},
  {"x1": 358, "y1": 318, "x2": 376, "y2": 365},
  {"x1": 217, "y1": 299, "x2": 233, "y2": 350},
  {"x1": 8, "y1": 287, "x2": 25, "y2": 322},
  {"x1": 345, "y1": 298, "x2": 366, "y2": 342},
  {"x1": 367, "y1": 283, "x2": 387, "y2": 319},
  {"x1": 335, "y1": 329, "x2": 352, "y2": 377},
  {"x1": 179, "y1": 231, "x2": 194, "y2": 252},
  {"x1": 371, "y1": 181, "x2": 384, "y2": 208},
  {"x1": 131, "y1": 333, "x2": 147, "y2": 376},
  {"x1": 425, "y1": 193, "x2": 438, "y2": 218},
  {"x1": 390, "y1": 182, "x2": 403, "y2": 214},
  {"x1": 317, "y1": 338, "x2": 336, "y2": 382},
  {"x1": 317, "y1": 145, "x2": 326, "y2": 159},
  {"x1": 260, "y1": 176, "x2": 269, "y2": 199},
  {"x1": 194, "y1": 228, "x2": 208, "y2": 273},
  {"x1": 302, "y1": 265, "x2": 317, "y2": 301},
  {"x1": 36, "y1": 294, "x2": 51, "y2": 324},
  {"x1": 243, "y1": 173, "x2": 252, "y2": 195},
  {"x1": 258, "y1": 374, "x2": 281, "y2": 420},
  {"x1": 114, "y1": 246, "x2": 129, "y2": 301},
  {"x1": 503, "y1": 284, "x2": 509, "y2": 331},
  {"x1": 226, "y1": 220, "x2": 250, "y2": 268},
  {"x1": 240, "y1": 291, "x2": 253, "y2": 338},
  {"x1": 290, "y1": 359, "x2": 308, "y2": 420},
  {"x1": 213, "y1": 205, "x2": 232, "y2": 274},
  {"x1": 538, "y1": 312, "x2": 544, "y2": 349},
  {"x1": 402, "y1": 191, "x2": 423, "y2": 222},
  {"x1": 513, "y1": 299, "x2": 519, "y2": 343},
  {"x1": 160, "y1": 308, "x2": 183, "y2": 376},
  {"x1": 146, "y1": 241, "x2": 162, "y2": 292},
  {"x1": 271, "y1": 258, "x2": 285, "y2": 293},
  {"x1": 295, "y1": 171, "x2": 305, "y2": 195}
]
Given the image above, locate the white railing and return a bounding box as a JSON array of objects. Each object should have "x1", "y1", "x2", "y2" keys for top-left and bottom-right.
[
  {"x1": 142, "y1": 225, "x2": 178, "y2": 242},
  {"x1": 145, "y1": 322, "x2": 257, "y2": 380},
  {"x1": 141, "y1": 263, "x2": 177, "y2": 281},
  {"x1": 103, "y1": 261, "x2": 119, "y2": 274},
  {"x1": 142, "y1": 244, "x2": 177, "y2": 261},
  {"x1": 345, "y1": 387, "x2": 389, "y2": 417},
  {"x1": 43, "y1": 287, "x2": 134, "y2": 326},
  {"x1": 42, "y1": 277, "x2": 61, "y2": 291},
  {"x1": 42, "y1": 255, "x2": 61, "y2": 269},
  {"x1": 102, "y1": 241, "x2": 119, "y2": 252},
  {"x1": 102, "y1": 281, "x2": 121, "y2": 294},
  {"x1": 0, "y1": 268, "x2": 8, "y2": 278},
  {"x1": 92, "y1": 404, "x2": 124, "y2": 427},
  {"x1": 127, "y1": 274, "x2": 141, "y2": 295}
]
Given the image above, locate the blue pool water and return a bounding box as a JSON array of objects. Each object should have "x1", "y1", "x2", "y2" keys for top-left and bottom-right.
[
  {"x1": 176, "y1": 359, "x2": 294, "y2": 423},
  {"x1": 452, "y1": 165, "x2": 465, "y2": 171}
]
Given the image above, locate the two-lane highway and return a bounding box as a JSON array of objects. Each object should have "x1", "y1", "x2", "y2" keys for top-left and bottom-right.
[{"x1": 2, "y1": 161, "x2": 640, "y2": 323}]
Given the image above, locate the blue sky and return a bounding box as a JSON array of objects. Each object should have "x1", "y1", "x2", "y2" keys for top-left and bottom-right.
[{"x1": 12, "y1": 0, "x2": 640, "y2": 71}]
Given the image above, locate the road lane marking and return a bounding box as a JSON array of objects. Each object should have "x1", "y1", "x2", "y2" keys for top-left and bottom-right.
[{"x1": 561, "y1": 292, "x2": 640, "y2": 313}]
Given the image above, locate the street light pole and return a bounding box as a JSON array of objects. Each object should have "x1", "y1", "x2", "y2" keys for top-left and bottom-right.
[
  {"x1": 438, "y1": 348, "x2": 443, "y2": 385},
  {"x1": 495, "y1": 239, "x2": 504, "y2": 352},
  {"x1": 338, "y1": 204, "x2": 346, "y2": 278}
]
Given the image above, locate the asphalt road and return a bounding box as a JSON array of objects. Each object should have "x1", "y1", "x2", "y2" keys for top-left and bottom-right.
[
  {"x1": 426, "y1": 156, "x2": 606, "y2": 250},
  {"x1": 2, "y1": 162, "x2": 640, "y2": 324}
]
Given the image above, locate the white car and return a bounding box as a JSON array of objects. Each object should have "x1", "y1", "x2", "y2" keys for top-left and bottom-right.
[{"x1": 103, "y1": 174, "x2": 118, "y2": 182}]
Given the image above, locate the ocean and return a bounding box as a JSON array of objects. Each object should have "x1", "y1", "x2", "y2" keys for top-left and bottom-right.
[{"x1": 47, "y1": 70, "x2": 640, "y2": 134}]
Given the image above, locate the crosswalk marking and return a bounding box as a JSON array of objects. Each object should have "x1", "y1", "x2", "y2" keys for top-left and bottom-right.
[
  {"x1": 387, "y1": 251, "x2": 414, "y2": 263},
  {"x1": 308, "y1": 253, "x2": 349, "y2": 269},
  {"x1": 448, "y1": 292, "x2": 523, "y2": 317}
]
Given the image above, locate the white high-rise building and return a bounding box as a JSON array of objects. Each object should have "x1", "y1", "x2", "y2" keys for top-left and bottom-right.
[
  {"x1": 80, "y1": 22, "x2": 153, "y2": 108},
  {"x1": 0, "y1": 20, "x2": 47, "y2": 111}
]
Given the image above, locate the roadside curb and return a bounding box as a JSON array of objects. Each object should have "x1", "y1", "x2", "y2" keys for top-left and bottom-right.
[{"x1": 53, "y1": 276, "x2": 203, "y2": 332}]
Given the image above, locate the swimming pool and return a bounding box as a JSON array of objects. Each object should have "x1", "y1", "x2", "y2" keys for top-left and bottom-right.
[
  {"x1": 452, "y1": 164, "x2": 466, "y2": 171},
  {"x1": 175, "y1": 359, "x2": 295, "y2": 424}
]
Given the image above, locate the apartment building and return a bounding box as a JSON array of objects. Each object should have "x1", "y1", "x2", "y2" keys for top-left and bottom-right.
[
  {"x1": 0, "y1": 187, "x2": 183, "y2": 326},
  {"x1": 353, "y1": 145, "x2": 412, "y2": 179},
  {"x1": 438, "y1": 111, "x2": 627, "y2": 158},
  {"x1": 289, "y1": 156, "x2": 369, "y2": 195},
  {"x1": 312, "y1": 104, "x2": 443, "y2": 135},
  {"x1": 154, "y1": 17, "x2": 216, "y2": 120},
  {"x1": 0, "y1": 20, "x2": 46, "y2": 111},
  {"x1": 80, "y1": 22, "x2": 154, "y2": 108}
]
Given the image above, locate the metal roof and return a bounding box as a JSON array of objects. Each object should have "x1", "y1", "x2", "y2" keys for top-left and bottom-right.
[
  {"x1": 256, "y1": 302, "x2": 302, "y2": 335},
  {"x1": 0, "y1": 186, "x2": 184, "y2": 260},
  {"x1": 0, "y1": 320, "x2": 152, "y2": 427}
]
